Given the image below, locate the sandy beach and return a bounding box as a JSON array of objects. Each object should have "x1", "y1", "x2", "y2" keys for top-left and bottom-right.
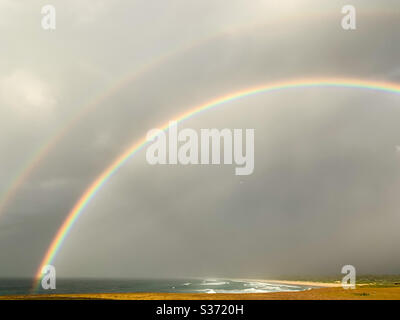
[{"x1": 237, "y1": 278, "x2": 343, "y2": 287}]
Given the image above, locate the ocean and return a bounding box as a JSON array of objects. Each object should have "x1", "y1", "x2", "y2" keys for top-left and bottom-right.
[{"x1": 0, "y1": 278, "x2": 311, "y2": 296}]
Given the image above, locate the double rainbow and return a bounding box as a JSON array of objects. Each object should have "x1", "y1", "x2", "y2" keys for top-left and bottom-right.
[{"x1": 33, "y1": 77, "x2": 400, "y2": 290}]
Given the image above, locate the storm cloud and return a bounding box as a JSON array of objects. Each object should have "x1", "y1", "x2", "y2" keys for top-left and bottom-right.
[{"x1": 0, "y1": 0, "x2": 400, "y2": 279}]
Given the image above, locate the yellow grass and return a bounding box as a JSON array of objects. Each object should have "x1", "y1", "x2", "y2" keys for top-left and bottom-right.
[{"x1": 2, "y1": 287, "x2": 400, "y2": 300}]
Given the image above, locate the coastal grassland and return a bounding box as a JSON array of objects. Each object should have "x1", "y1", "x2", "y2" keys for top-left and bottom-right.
[
  {"x1": 1, "y1": 276, "x2": 400, "y2": 300},
  {"x1": 2, "y1": 287, "x2": 400, "y2": 300}
]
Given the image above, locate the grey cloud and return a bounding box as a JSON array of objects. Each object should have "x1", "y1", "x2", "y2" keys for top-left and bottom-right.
[{"x1": 0, "y1": 0, "x2": 400, "y2": 279}]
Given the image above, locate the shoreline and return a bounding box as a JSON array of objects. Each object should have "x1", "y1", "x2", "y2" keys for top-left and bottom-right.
[
  {"x1": 0, "y1": 279, "x2": 398, "y2": 300},
  {"x1": 237, "y1": 278, "x2": 342, "y2": 288},
  {"x1": 1, "y1": 287, "x2": 400, "y2": 300}
]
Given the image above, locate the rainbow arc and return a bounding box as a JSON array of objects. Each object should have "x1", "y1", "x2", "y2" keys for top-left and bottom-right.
[{"x1": 33, "y1": 77, "x2": 400, "y2": 290}]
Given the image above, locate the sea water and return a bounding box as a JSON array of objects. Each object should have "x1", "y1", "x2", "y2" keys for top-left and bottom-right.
[{"x1": 0, "y1": 278, "x2": 310, "y2": 295}]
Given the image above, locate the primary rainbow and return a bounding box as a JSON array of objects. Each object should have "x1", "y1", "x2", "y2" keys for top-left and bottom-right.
[
  {"x1": 0, "y1": 20, "x2": 242, "y2": 219},
  {"x1": 0, "y1": 46, "x2": 191, "y2": 219},
  {"x1": 0, "y1": 15, "x2": 288, "y2": 220},
  {"x1": 0, "y1": 9, "x2": 377, "y2": 219},
  {"x1": 33, "y1": 77, "x2": 400, "y2": 290}
]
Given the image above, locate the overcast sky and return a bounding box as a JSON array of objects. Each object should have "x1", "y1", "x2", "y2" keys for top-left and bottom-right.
[{"x1": 0, "y1": 0, "x2": 400, "y2": 279}]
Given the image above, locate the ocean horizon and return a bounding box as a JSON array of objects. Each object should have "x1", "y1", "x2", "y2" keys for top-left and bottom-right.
[{"x1": 0, "y1": 278, "x2": 311, "y2": 296}]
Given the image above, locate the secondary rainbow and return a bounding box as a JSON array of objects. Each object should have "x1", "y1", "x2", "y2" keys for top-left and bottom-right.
[
  {"x1": 0, "y1": 9, "x2": 380, "y2": 219},
  {"x1": 0, "y1": 15, "x2": 286, "y2": 220},
  {"x1": 33, "y1": 77, "x2": 400, "y2": 289},
  {"x1": 0, "y1": 21, "x2": 240, "y2": 219}
]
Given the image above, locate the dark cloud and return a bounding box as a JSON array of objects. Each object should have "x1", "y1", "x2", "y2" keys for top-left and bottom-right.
[{"x1": 0, "y1": 1, "x2": 400, "y2": 278}]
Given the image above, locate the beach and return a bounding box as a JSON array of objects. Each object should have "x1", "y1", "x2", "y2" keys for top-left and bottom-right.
[
  {"x1": 2, "y1": 281, "x2": 400, "y2": 300},
  {"x1": 236, "y1": 279, "x2": 343, "y2": 288}
]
